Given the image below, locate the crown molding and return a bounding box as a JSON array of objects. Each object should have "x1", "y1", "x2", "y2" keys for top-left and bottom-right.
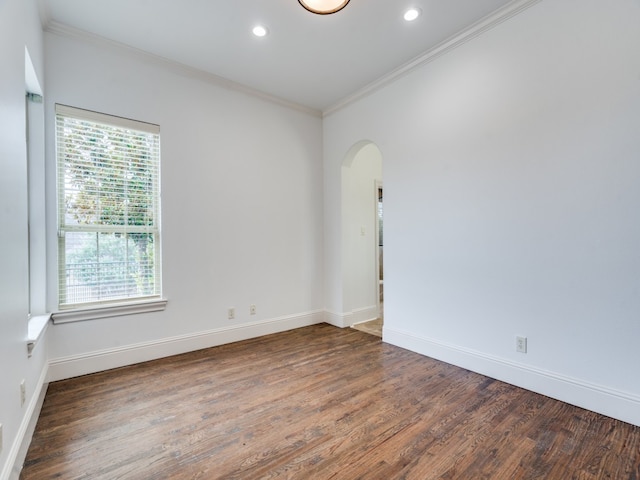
[
  {"x1": 36, "y1": 0, "x2": 51, "y2": 29},
  {"x1": 43, "y1": 21, "x2": 323, "y2": 118},
  {"x1": 41, "y1": 0, "x2": 539, "y2": 120},
  {"x1": 323, "y1": 0, "x2": 542, "y2": 117}
]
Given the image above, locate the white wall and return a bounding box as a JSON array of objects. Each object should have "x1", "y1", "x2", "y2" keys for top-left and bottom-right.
[
  {"x1": 341, "y1": 143, "x2": 382, "y2": 324},
  {"x1": 0, "y1": 0, "x2": 49, "y2": 478},
  {"x1": 323, "y1": 0, "x2": 640, "y2": 425},
  {"x1": 44, "y1": 31, "x2": 324, "y2": 378},
  {"x1": 4, "y1": 4, "x2": 640, "y2": 478}
]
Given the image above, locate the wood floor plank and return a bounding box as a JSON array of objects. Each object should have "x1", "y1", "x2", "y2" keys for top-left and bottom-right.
[{"x1": 21, "y1": 324, "x2": 640, "y2": 479}]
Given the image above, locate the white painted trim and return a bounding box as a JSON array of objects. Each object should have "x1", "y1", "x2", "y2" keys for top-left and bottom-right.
[
  {"x1": 44, "y1": 22, "x2": 322, "y2": 119},
  {"x1": 323, "y1": 0, "x2": 542, "y2": 117},
  {"x1": 48, "y1": 310, "x2": 324, "y2": 382},
  {"x1": 324, "y1": 310, "x2": 350, "y2": 328},
  {"x1": 350, "y1": 305, "x2": 379, "y2": 326},
  {"x1": 27, "y1": 314, "x2": 51, "y2": 357},
  {"x1": 374, "y1": 180, "x2": 383, "y2": 317},
  {"x1": 383, "y1": 326, "x2": 640, "y2": 427},
  {"x1": 1, "y1": 364, "x2": 49, "y2": 480},
  {"x1": 325, "y1": 306, "x2": 378, "y2": 328},
  {"x1": 324, "y1": 310, "x2": 349, "y2": 328},
  {"x1": 52, "y1": 298, "x2": 168, "y2": 324},
  {"x1": 56, "y1": 103, "x2": 159, "y2": 134},
  {"x1": 36, "y1": 0, "x2": 51, "y2": 29}
]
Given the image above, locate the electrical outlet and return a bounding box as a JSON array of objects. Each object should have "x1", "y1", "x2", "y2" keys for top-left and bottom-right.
[
  {"x1": 228, "y1": 307, "x2": 235, "y2": 320},
  {"x1": 250, "y1": 305, "x2": 256, "y2": 315},
  {"x1": 516, "y1": 336, "x2": 527, "y2": 353},
  {"x1": 20, "y1": 380, "x2": 26, "y2": 406}
]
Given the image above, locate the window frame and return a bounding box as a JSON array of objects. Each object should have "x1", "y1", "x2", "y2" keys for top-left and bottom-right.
[{"x1": 54, "y1": 104, "x2": 164, "y2": 316}]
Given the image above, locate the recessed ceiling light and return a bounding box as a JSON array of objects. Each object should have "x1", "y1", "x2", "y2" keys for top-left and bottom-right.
[
  {"x1": 404, "y1": 8, "x2": 421, "y2": 22},
  {"x1": 252, "y1": 25, "x2": 268, "y2": 37}
]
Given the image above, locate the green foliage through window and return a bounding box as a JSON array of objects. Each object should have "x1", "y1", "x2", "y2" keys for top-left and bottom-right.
[{"x1": 56, "y1": 105, "x2": 161, "y2": 307}]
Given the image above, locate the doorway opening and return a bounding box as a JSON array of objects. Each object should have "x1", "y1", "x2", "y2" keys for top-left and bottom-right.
[
  {"x1": 352, "y1": 182, "x2": 383, "y2": 338},
  {"x1": 342, "y1": 141, "x2": 383, "y2": 338},
  {"x1": 376, "y1": 183, "x2": 383, "y2": 320}
]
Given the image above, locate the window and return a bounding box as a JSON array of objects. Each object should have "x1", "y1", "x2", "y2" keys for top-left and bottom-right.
[
  {"x1": 25, "y1": 46, "x2": 46, "y2": 318},
  {"x1": 56, "y1": 105, "x2": 161, "y2": 310}
]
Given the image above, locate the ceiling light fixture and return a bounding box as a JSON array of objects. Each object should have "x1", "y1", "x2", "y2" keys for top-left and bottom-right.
[
  {"x1": 252, "y1": 25, "x2": 268, "y2": 37},
  {"x1": 404, "y1": 7, "x2": 421, "y2": 22},
  {"x1": 298, "y1": 0, "x2": 350, "y2": 15}
]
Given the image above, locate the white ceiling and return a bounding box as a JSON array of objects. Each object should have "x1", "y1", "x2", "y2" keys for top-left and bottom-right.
[{"x1": 40, "y1": 0, "x2": 515, "y2": 112}]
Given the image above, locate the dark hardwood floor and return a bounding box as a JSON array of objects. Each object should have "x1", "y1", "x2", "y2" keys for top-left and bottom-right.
[{"x1": 22, "y1": 324, "x2": 640, "y2": 479}]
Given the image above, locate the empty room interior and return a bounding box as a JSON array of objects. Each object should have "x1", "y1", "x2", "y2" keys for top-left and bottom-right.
[{"x1": 2, "y1": 0, "x2": 640, "y2": 478}]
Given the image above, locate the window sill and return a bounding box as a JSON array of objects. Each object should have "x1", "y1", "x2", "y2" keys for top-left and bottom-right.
[
  {"x1": 52, "y1": 298, "x2": 168, "y2": 325},
  {"x1": 28, "y1": 314, "x2": 52, "y2": 357}
]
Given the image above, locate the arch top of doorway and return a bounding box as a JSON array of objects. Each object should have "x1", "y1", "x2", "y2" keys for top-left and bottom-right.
[{"x1": 342, "y1": 140, "x2": 382, "y2": 168}]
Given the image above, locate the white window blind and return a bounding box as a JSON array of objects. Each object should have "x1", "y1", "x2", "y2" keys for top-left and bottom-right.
[{"x1": 56, "y1": 104, "x2": 161, "y2": 309}]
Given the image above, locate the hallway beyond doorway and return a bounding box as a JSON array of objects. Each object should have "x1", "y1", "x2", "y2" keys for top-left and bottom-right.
[{"x1": 352, "y1": 317, "x2": 382, "y2": 337}]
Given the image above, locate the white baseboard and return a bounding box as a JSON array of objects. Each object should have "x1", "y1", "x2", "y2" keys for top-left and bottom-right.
[
  {"x1": 9, "y1": 316, "x2": 639, "y2": 480},
  {"x1": 2, "y1": 363, "x2": 49, "y2": 480},
  {"x1": 324, "y1": 310, "x2": 350, "y2": 328},
  {"x1": 384, "y1": 326, "x2": 640, "y2": 427},
  {"x1": 350, "y1": 305, "x2": 379, "y2": 325},
  {"x1": 48, "y1": 310, "x2": 324, "y2": 382},
  {"x1": 325, "y1": 305, "x2": 378, "y2": 328}
]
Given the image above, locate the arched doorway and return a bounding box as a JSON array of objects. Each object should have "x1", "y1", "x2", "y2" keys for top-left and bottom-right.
[{"x1": 341, "y1": 141, "x2": 383, "y2": 336}]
